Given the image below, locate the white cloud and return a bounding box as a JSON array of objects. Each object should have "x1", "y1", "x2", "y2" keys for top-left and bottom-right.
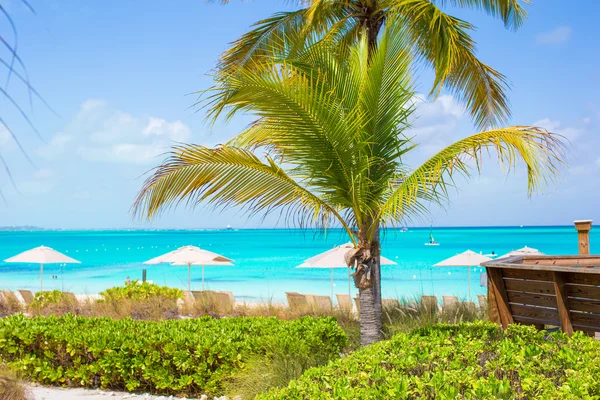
[
  {"x1": 143, "y1": 118, "x2": 191, "y2": 142},
  {"x1": 19, "y1": 168, "x2": 57, "y2": 195},
  {"x1": 406, "y1": 95, "x2": 465, "y2": 158},
  {"x1": 36, "y1": 134, "x2": 72, "y2": 160},
  {"x1": 411, "y1": 94, "x2": 464, "y2": 120},
  {"x1": 77, "y1": 143, "x2": 167, "y2": 165},
  {"x1": 533, "y1": 118, "x2": 582, "y2": 142},
  {"x1": 37, "y1": 99, "x2": 193, "y2": 164},
  {"x1": 536, "y1": 26, "x2": 571, "y2": 45}
]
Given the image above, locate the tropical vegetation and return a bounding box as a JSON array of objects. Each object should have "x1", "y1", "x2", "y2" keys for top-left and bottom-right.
[
  {"x1": 0, "y1": 314, "x2": 346, "y2": 396},
  {"x1": 216, "y1": 0, "x2": 528, "y2": 129},
  {"x1": 99, "y1": 280, "x2": 183, "y2": 301},
  {"x1": 259, "y1": 322, "x2": 600, "y2": 399},
  {"x1": 133, "y1": 21, "x2": 565, "y2": 345}
]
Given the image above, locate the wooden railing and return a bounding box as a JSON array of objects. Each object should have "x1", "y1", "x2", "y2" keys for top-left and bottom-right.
[{"x1": 482, "y1": 220, "x2": 599, "y2": 336}]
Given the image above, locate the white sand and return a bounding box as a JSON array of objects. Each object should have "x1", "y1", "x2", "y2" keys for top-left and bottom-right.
[{"x1": 28, "y1": 385, "x2": 228, "y2": 400}]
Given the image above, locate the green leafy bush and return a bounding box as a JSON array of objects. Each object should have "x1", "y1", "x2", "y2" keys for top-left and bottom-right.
[
  {"x1": 0, "y1": 314, "x2": 346, "y2": 396},
  {"x1": 29, "y1": 290, "x2": 65, "y2": 309},
  {"x1": 259, "y1": 322, "x2": 600, "y2": 399},
  {"x1": 28, "y1": 290, "x2": 83, "y2": 317},
  {"x1": 99, "y1": 281, "x2": 182, "y2": 301},
  {"x1": 96, "y1": 282, "x2": 183, "y2": 320}
]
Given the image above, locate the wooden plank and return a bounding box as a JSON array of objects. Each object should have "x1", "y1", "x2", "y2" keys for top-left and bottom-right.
[
  {"x1": 502, "y1": 268, "x2": 553, "y2": 282},
  {"x1": 513, "y1": 315, "x2": 560, "y2": 326},
  {"x1": 487, "y1": 273, "x2": 500, "y2": 325},
  {"x1": 504, "y1": 279, "x2": 555, "y2": 295},
  {"x1": 552, "y1": 271, "x2": 573, "y2": 336},
  {"x1": 574, "y1": 220, "x2": 592, "y2": 255},
  {"x1": 569, "y1": 299, "x2": 600, "y2": 313},
  {"x1": 571, "y1": 312, "x2": 600, "y2": 330},
  {"x1": 567, "y1": 284, "x2": 600, "y2": 301},
  {"x1": 511, "y1": 304, "x2": 559, "y2": 320},
  {"x1": 566, "y1": 273, "x2": 600, "y2": 286},
  {"x1": 483, "y1": 255, "x2": 600, "y2": 273},
  {"x1": 488, "y1": 268, "x2": 513, "y2": 328},
  {"x1": 523, "y1": 259, "x2": 600, "y2": 267},
  {"x1": 574, "y1": 327, "x2": 597, "y2": 336},
  {"x1": 506, "y1": 291, "x2": 557, "y2": 308}
]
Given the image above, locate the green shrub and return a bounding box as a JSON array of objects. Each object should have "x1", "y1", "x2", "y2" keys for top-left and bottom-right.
[
  {"x1": 259, "y1": 322, "x2": 600, "y2": 399},
  {"x1": 28, "y1": 290, "x2": 83, "y2": 317},
  {"x1": 29, "y1": 290, "x2": 65, "y2": 309},
  {"x1": 99, "y1": 281, "x2": 182, "y2": 301},
  {"x1": 0, "y1": 314, "x2": 346, "y2": 397}
]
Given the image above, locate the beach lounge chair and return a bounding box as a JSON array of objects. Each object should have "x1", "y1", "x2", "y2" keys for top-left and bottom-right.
[
  {"x1": 215, "y1": 292, "x2": 234, "y2": 313},
  {"x1": 314, "y1": 295, "x2": 333, "y2": 312},
  {"x1": 182, "y1": 291, "x2": 195, "y2": 306},
  {"x1": 192, "y1": 290, "x2": 219, "y2": 310},
  {"x1": 18, "y1": 290, "x2": 34, "y2": 305},
  {"x1": 286, "y1": 292, "x2": 309, "y2": 312},
  {"x1": 477, "y1": 294, "x2": 487, "y2": 310},
  {"x1": 382, "y1": 298, "x2": 400, "y2": 309},
  {"x1": 442, "y1": 296, "x2": 458, "y2": 310},
  {"x1": 1, "y1": 290, "x2": 19, "y2": 304},
  {"x1": 1, "y1": 290, "x2": 21, "y2": 308},
  {"x1": 220, "y1": 291, "x2": 235, "y2": 306},
  {"x1": 304, "y1": 294, "x2": 317, "y2": 308},
  {"x1": 63, "y1": 292, "x2": 79, "y2": 304},
  {"x1": 421, "y1": 296, "x2": 438, "y2": 313},
  {"x1": 462, "y1": 301, "x2": 477, "y2": 312},
  {"x1": 336, "y1": 294, "x2": 352, "y2": 311}
]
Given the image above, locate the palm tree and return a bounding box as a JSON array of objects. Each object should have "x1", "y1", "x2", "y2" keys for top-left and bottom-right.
[
  {"x1": 214, "y1": 0, "x2": 529, "y2": 129},
  {"x1": 133, "y1": 24, "x2": 565, "y2": 345}
]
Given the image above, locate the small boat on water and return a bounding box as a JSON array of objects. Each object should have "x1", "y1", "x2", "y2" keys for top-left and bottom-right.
[
  {"x1": 401, "y1": 227, "x2": 408, "y2": 233},
  {"x1": 424, "y1": 225, "x2": 439, "y2": 246}
]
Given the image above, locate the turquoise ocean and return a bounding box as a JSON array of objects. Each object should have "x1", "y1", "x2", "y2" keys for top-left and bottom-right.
[{"x1": 0, "y1": 226, "x2": 593, "y2": 302}]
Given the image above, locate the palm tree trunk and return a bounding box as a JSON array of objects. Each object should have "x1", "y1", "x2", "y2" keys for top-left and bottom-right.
[
  {"x1": 358, "y1": 227, "x2": 383, "y2": 345},
  {"x1": 361, "y1": 1, "x2": 384, "y2": 57}
]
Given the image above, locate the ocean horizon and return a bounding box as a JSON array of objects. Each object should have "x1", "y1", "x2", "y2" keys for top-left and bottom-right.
[{"x1": 0, "y1": 225, "x2": 594, "y2": 302}]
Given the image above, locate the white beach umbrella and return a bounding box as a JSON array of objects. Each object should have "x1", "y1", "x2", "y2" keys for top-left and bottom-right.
[
  {"x1": 297, "y1": 243, "x2": 397, "y2": 299},
  {"x1": 434, "y1": 250, "x2": 491, "y2": 300},
  {"x1": 498, "y1": 246, "x2": 544, "y2": 259},
  {"x1": 4, "y1": 245, "x2": 81, "y2": 292},
  {"x1": 144, "y1": 246, "x2": 233, "y2": 291}
]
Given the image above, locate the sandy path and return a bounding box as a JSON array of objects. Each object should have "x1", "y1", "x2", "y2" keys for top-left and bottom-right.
[{"x1": 28, "y1": 385, "x2": 218, "y2": 400}]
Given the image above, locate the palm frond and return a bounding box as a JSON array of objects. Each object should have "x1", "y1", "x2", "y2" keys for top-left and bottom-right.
[
  {"x1": 378, "y1": 126, "x2": 566, "y2": 225},
  {"x1": 392, "y1": 0, "x2": 510, "y2": 128},
  {"x1": 133, "y1": 144, "x2": 355, "y2": 239},
  {"x1": 432, "y1": 0, "x2": 529, "y2": 30}
]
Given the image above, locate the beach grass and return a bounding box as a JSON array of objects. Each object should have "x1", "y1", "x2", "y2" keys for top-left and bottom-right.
[{"x1": 0, "y1": 365, "x2": 31, "y2": 400}]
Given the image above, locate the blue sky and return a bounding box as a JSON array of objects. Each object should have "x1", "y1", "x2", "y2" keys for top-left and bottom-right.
[{"x1": 0, "y1": 0, "x2": 599, "y2": 229}]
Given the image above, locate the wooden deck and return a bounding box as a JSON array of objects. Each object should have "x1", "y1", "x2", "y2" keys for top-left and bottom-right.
[{"x1": 482, "y1": 255, "x2": 600, "y2": 336}]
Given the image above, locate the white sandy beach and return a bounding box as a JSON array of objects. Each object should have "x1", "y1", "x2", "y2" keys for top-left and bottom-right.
[{"x1": 29, "y1": 385, "x2": 230, "y2": 400}]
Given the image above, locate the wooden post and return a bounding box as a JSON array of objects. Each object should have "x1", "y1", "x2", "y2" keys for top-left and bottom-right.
[
  {"x1": 552, "y1": 271, "x2": 573, "y2": 336},
  {"x1": 487, "y1": 268, "x2": 513, "y2": 328},
  {"x1": 487, "y1": 270, "x2": 500, "y2": 325},
  {"x1": 574, "y1": 220, "x2": 592, "y2": 255}
]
